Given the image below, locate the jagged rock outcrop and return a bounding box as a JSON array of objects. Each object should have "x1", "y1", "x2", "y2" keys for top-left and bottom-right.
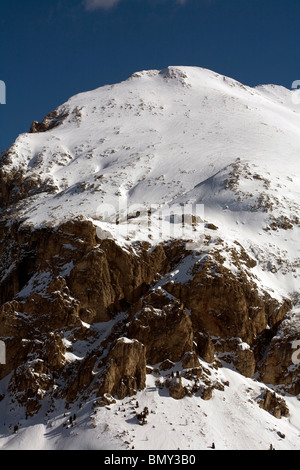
[
  {"x1": 29, "y1": 108, "x2": 69, "y2": 134},
  {"x1": 212, "y1": 337, "x2": 256, "y2": 377},
  {"x1": 127, "y1": 290, "x2": 194, "y2": 364},
  {"x1": 68, "y1": 239, "x2": 167, "y2": 323},
  {"x1": 258, "y1": 317, "x2": 300, "y2": 395},
  {"x1": 163, "y1": 249, "x2": 291, "y2": 346},
  {"x1": 195, "y1": 332, "x2": 215, "y2": 363},
  {"x1": 258, "y1": 389, "x2": 290, "y2": 419},
  {"x1": 0, "y1": 217, "x2": 298, "y2": 414},
  {"x1": 0, "y1": 151, "x2": 58, "y2": 208},
  {"x1": 96, "y1": 338, "x2": 146, "y2": 400},
  {"x1": 167, "y1": 375, "x2": 186, "y2": 400},
  {"x1": 7, "y1": 331, "x2": 66, "y2": 415}
]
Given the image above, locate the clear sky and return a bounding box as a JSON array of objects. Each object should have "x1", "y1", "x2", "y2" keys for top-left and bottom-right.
[{"x1": 1, "y1": 0, "x2": 300, "y2": 151}]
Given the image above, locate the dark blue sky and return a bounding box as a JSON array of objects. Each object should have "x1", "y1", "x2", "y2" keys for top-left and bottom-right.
[{"x1": 1, "y1": 0, "x2": 299, "y2": 151}]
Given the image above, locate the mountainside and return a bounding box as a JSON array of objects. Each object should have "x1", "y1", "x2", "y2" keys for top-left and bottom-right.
[{"x1": 0, "y1": 66, "x2": 300, "y2": 450}]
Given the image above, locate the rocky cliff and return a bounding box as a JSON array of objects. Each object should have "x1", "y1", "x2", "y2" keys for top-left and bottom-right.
[{"x1": 0, "y1": 217, "x2": 298, "y2": 417}]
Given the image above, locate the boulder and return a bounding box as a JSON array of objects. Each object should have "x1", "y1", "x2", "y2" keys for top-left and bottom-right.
[{"x1": 258, "y1": 390, "x2": 290, "y2": 419}]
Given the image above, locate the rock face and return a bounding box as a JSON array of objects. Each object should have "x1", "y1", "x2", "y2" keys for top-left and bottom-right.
[
  {"x1": 0, "y1": 215, "x2": 298, "y2": 415},
  {"x1": 29, "y1": 109, "x2": 69, "y2": 134},
  {"x1": 259, "y1": 318, "x2": 300, "y2": 395},
  {"x1": 258, "y1": 390, "x2": 290, "y2": 419},
  {"x1": 127, "y1": 291, "x2": 194, "y2": 364},
  {"x1": 163, "y1": 249, "x2": 291, "y2": 346},
  {"x1": 97, "y1": 338, "x2": 146, "y2": 400},
  {"x1": 0, "y1": 218, "x2": 168, "y2": 411}
]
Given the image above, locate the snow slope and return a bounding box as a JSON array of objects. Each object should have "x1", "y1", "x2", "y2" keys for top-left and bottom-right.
[{"x1": 0, "y1": 357, "x2": 300, "y2": 451}]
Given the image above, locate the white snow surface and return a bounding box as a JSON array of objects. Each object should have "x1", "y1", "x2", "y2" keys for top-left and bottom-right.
[
  {"x1": 1, "y1": 66, "x2": 300, "y2": 450},
  {"x1": 0, "y1": 359, "x2": 299, "y2": 450}
]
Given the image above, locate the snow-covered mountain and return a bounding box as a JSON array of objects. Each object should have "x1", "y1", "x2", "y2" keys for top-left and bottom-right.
[
  {"x1": 2, "y1": 66, "x2": 300, "y2": 298},
  {"x1": 0, "y1": 66, "x2": 299, "y2": 450}
]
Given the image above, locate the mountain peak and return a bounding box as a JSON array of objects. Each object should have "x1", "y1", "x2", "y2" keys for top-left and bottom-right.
[{"x1": 0, "y1": 67, "x2": 300, "y2": 449}]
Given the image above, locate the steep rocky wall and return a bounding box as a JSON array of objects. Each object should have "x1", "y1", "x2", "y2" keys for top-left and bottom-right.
[{"x1": 0, "y1": 218, "x2": 297, "y2": 415}]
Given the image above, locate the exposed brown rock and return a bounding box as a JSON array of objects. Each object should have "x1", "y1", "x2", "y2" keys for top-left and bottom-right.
[
  {"x1": 163, "y1": 246, "x2": 291, "y2": 347},
  {"x1": 214, "y1": 338, "x2": 256, "y2": 377},
  {"x1": 167, "y1": 375, "x2": 186, "y2": 400},
  {"x1": 258, "y1": 389, "x2": 290, "y2": 419},
  {"x1": 64, "y1": 353, "x2": 98, "y2": 403},
  {"x1": 93, "y1": 393, "x2": 116, "y2": 408},
  {"x1": 235, "y1": 343, "x2": 256, "y2": 378},
  {"x1": 29, "y1": 109, "x2": 69, "y2": 133},
  {"x1": 259, "y1": 320, "x2": 300, "y2": 395},
  {"x1": 7, "y1": 331, "x2": 66, "y2": 415},
  {"x1": 0, "y1": 215, "x2": 297, "y2": 415},
  {"x1": 96, "y1": 338, "x2": 146, "y2": 400},
  {"x1": 195, "y1": 332, "x2": 215, "y2": 363},
  {"x1": 127, "y1": 291, "x2": 194, "y2": 364},
  {"x1": 159, "y1": 359, "x2": 175, "y2": 371},
  {"x1": 181, "y1": 351, "x2": 200, "y2": 369},
  {"x1": 201, "y1": 386, "x2": 213, "y2": 401}
]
